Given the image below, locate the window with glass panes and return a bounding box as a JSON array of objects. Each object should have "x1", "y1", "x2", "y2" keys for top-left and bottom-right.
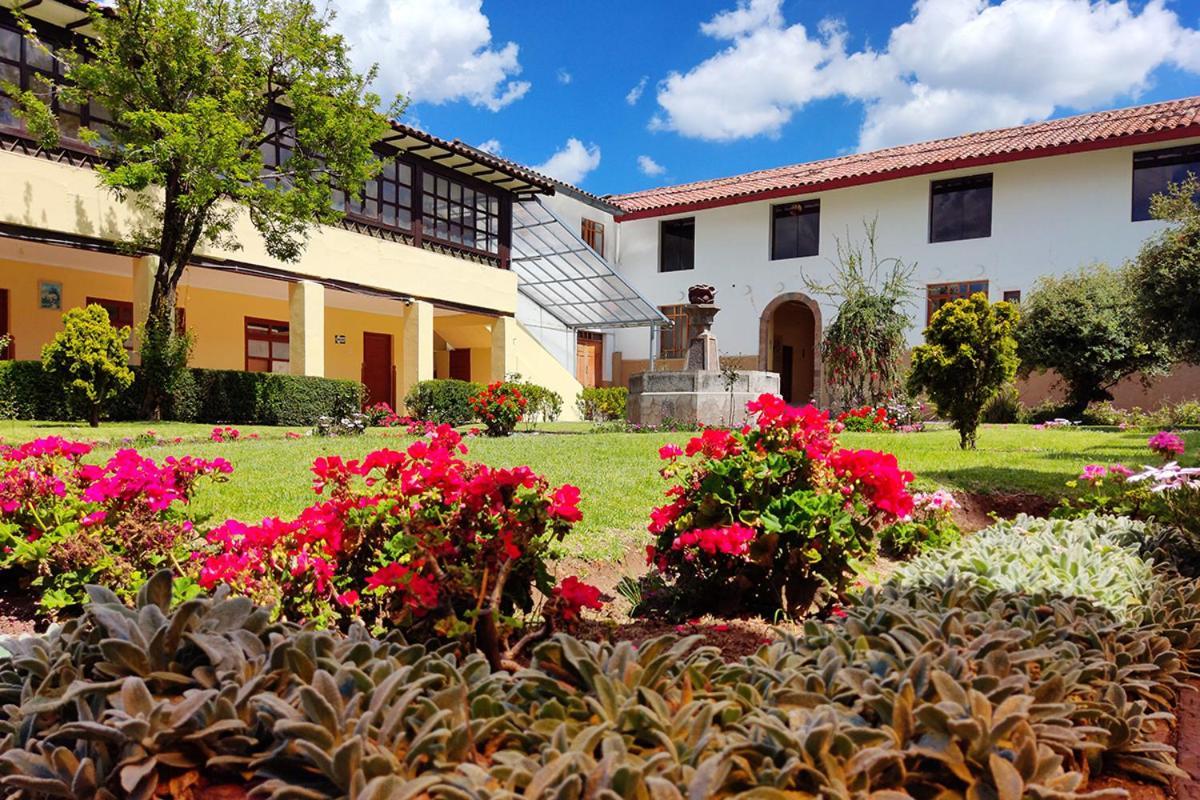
[
  {"x1": 244, "y1": 318, "x2": 290, "y2": 373},
  {"x1": 421, "y1": 169, "x2": 501, "y2": 255},
  {"x1": 1132, "y1": 144, "x2": 1200, "y2": 221},
  {"x1": 0, "y1": 19, "x2": 115, "y2": 147},
  {"x1": 345, "y1": 158, "x2": 414, "y2": 231},
  {"x1": 926, "y1": 281, "x2": 988, "y2": 323}
]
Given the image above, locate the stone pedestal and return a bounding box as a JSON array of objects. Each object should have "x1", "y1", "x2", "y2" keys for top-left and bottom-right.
[
  {"x1": 628, "y1": 370, "x2": 780, "y2": 427},
  {"x1": 684, "y1": 304, "x2": 719, "y2": 371}
]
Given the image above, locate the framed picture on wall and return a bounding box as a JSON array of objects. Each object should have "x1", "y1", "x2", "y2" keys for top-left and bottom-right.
[{"x1": 38, "y1": 280, "x2": 62, "y2": 310}]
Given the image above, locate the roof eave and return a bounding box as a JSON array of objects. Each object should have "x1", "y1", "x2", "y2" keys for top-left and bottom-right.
[{"x1": 613, "y1": 123, "x2": 1200, "y2": 222}]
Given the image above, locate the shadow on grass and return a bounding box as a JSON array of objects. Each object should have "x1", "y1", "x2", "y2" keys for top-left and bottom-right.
[{"x1": 921, "y1": 464, "x2": 1073, "y2": 497}]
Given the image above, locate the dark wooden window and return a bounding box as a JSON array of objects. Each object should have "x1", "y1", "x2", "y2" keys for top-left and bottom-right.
[
  {"x1": 930, "y1": 174, "x2": 992, "y2": 242},
  {"x1": 660, "y1": 218, "x2": 695, "y2": 273},
  {"x1": 86, "y1": 297, "x2": 134, "y2": 352},
  {"x1": 0, "y1": 16, "x2": 115, "y2": 149},
  {"x1": 771, "y1": 199, "x2": 820, "y2": 260},
  {"x1": 658, "y1": 305, "x2": 689, "y2": 359},
  {"x1": 581, "y1": 218, "x2": 605, "y2": 256},
  {"x1": 245, "y1": 317, "x2": 290, "y2": 373},
  {"x1": 1132, "y1": 144, "x2": 1200, "y2": 221},
  {"x1": 1002, "y1": 289, "x2": 1021, "y2": 304},
  {"x1": 342, "y1": 158, "x2": 414, "y2": 232},
  {"x1": 421, "y1": 168, "x2": 501, "y2": 256},
  {"x1": 926, "y1": 281, "x2": 988, "y2": 324}
]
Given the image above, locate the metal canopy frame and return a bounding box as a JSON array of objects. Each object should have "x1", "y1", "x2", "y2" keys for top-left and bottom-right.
[{"x1": 510, "y1": 197, "x2": 667, "y2": 330}]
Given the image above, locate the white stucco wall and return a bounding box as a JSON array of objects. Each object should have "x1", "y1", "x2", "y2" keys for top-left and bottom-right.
[{"x1": 609, "y1": 139, "x2": 1198, "y2": 361}]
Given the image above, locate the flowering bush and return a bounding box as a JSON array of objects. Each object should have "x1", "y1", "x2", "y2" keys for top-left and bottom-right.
[
  {"x1": 312, "y1": 411, "x2": 367, "y2": 437},
  {"x1": 0, "y1": 437, "x2": 230, "y2": 614},
  {"x1": 1055, "y1": 462, "x2": 1149, "y2": 519},
  {"x1": 836, "y1": 404, "x2": 896, "y2": 432},
  {"x1": 879, "y1": 488, "x2": 961, "y2": 558},
  {"x1": 1148, "y1": 430, "x2": 1185, "y2": 461},
  {"x1": 644, "y1": 393, "x2": 913, "y2": 619},
  {"x1": 470, "y1": 381, "x2": 527, "y2": 437},
  {"x1": 364, "y1": 401, "x2": 402, "y2": 426},
  {"x1": 196, "y1": 425, "x2": 592, "y2": 667},
  {"x1": 210, "y1": 426, "x2": 240, "y2": 443}
]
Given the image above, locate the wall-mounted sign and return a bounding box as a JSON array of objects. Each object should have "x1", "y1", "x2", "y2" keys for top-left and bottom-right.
[
  {"x1": 334, "y1": 334, "x2": 346, "y2": 345},
  {"x1": 39, "y1": 280, "x2": 62, "y2": 310}
]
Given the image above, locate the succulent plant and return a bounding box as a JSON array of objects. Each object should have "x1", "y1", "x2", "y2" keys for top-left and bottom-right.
[{"x1": 0, "y1": 569, "x2": 1192, "y2": 798}]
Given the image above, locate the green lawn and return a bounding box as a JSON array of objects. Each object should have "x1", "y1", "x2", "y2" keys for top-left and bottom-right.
[{"x1": 2, "y1": 418, "x2": 1196, "y2": 560}]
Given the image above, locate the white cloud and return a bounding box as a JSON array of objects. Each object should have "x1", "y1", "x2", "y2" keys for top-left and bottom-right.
[
  {"x1": 653, "y1": 0, "x2": 1200, "y2": 150},
  {"x1": 626, "y1": 76, "x2": 648, "y2": 105},
  {"x1": 476, "y1": 138, "x2": 503, "y2": 155},
  {"x1": 637, "y1": 155, "x2": 666, "y2": 176},
  {"x1": 535, "y1": 138, "x2": 602, "y2": 185},
  {"x1": 331, "y1": 0, "x2": 530, "y2": 112},
  {"x1": 557, "y1": 68, "x2": 572, "y2": 85}
]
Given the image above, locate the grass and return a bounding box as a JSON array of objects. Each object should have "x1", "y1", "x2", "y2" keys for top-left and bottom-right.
[{"x1": 3, "y1": 418, "x2": 1197, "y2": 560}]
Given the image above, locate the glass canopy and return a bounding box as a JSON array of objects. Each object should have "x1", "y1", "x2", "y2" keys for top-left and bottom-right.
[{"x1": 510, "y1": 198, "x2": 667, "y2": 329}]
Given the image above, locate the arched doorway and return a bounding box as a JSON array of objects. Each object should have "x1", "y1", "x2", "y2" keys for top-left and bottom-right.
[{"x1": 758, "y1": 293, "x2": 822, "y2": 406}]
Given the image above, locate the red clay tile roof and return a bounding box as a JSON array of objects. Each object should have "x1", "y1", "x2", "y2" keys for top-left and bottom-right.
[{"x1": 609, "y1": 96, "x2": 1200, "y2": 219}]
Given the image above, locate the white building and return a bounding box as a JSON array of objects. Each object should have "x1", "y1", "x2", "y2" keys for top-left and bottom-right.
[{"x1": 529, "y1": 96, "x2": 1200, "y2": 407}]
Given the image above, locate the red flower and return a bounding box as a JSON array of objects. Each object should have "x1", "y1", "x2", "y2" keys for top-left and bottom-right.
[
  {"x1": 549, "y1": 484, "x2": 582, "y2": 522},
  {"x1": 554, "y1": 576, "x2": 602, "y2": 620}
]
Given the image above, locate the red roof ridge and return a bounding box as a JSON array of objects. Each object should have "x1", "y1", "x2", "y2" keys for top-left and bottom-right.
[{"x1": 609, "y1": 96, "x2": 1200, "y2": 216}]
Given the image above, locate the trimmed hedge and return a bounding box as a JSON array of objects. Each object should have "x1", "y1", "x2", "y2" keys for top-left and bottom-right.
[
  {"x1": 0, "y1": 360, "x2": 361, "y2": 425},
  {"x1": 404, "y1": 378, "x2": 481, "y2": 425}
]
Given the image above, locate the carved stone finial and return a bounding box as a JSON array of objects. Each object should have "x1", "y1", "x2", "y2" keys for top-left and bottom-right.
[{"x1": 687, "y1": 284, "x2": 716, "y2": 305}]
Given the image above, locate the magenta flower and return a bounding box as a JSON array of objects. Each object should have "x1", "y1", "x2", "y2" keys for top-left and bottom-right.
[
  {"x1": 1079, "y1": 464, "x2": 1108, "y2": 483},
  {"x1": 1148, "y1": 431, "x2": 1185, "y2": 460}
]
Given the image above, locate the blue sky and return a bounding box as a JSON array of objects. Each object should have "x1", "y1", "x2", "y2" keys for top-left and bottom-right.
[{"x1": 331, "y1": 0, "x2": 1200, "y2": 196}]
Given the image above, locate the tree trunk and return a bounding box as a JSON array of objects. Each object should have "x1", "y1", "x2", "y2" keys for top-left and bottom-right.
[
  {"x1": 139, "y1": 276, "x2": 178, "y2": 420},
  {"x1": 476, "y1": 607, "x2": 503, "y2": 672},
  {"x1": 88, "y1": 404, "x2": 100, "y2": 428}
]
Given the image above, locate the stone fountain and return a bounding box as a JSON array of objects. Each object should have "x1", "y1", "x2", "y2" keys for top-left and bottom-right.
[{"x1": 628, "y1": 285, "x2": 780, "y2": 426}]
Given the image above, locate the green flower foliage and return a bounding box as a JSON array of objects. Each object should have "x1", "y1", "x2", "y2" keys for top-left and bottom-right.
[
  {"x1": 895, "y1": 514, "x2": 1157, "y2": 615},
  {"x1": 0, "y1": 570, "x2": 1194, "y2": 796},
  {"x1": 1017, "y1": 265, "x2": 1170, "y2": 416},
  {"x1": 907, "y1": 292, "x2": 1019, "y2": 449},
  {"x1": 40, "y1": 305, "x2": 134, "y2": 427},
  {"x1": 1129, "y1": 174, "x2": 1200, "y2": 363}
]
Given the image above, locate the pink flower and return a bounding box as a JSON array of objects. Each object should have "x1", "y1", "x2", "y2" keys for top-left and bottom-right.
[
  {"x1": 1080, "y1": 464, "x2": 1108, "y2": 483},
  {"x1": 658, "y1": 444, "x2": 683, "y2": 460},
  {"x1": 1108, "y1": 463, "x2": 1133, "y2": 479},
  {"x1": 1148, "y1": 431, "x2": 1185, "y2": 460}
]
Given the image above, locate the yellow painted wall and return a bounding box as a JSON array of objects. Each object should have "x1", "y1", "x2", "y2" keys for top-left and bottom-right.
[
  {"x1": 323, "y1": 306, "x2": 408, "y2": 405},
  {"x1": 175, "y1": 283, "x2": 289, "y2": 371},
  {"x1": 0, "y1": 150, "x2": 519, "y2": 315},
  {"x1": 0, "y1": 256, "x2": 134, "y2": 360},
  {"x1": 508, "y1": 320, "x2": 584, "y2": 422},
  {"x1": 470, "y1": 348, "x2": 493, "y2": 384}
]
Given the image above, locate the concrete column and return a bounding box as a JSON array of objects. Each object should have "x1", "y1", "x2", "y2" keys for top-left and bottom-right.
[
  {"x1": 401, "y1": 300, "x2": 433, "y2": 404},
  {"x1": 130, "y1": 255, "x2": 157, "y2": 364},
  {"x1": 490, "y1": 315, "x2": 516, "y2": 382},
  {"x1": 288, "y1": 280, "x2": 325, "y2": 377}
]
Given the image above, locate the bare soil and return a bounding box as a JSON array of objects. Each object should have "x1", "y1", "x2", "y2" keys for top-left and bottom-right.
[{"x1": 952, "y1": 490, "x2": 1057, "y2": 531}]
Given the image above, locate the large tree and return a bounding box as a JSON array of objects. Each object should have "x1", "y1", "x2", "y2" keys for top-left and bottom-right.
[
  {"x1": 6, "y1": 0, "x2": 397, "y2": 416},
  {"x1": 1016, "y1": 264, "x2": 1170, "y2": 417},
  {"x1": 1128, "y1": 175, "x2": 1200, "y2": 364}
]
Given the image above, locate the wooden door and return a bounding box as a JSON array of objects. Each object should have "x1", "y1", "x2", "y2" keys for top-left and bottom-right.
[
  {"x1": 361, "y1": 332, "x2": 394, "y2": 409},
  {"x1": 0, "y1": 289, "x2": 9, "y2": 359},
  {"x1": 576, "y1": 332, "x2": 603, "y2": 388},
  {"x1": 449, "y1": 349, "x2": 472, "y2": 382},
  {"x1": 779, "y1": 344, "x2": 795, "y2": 404}
]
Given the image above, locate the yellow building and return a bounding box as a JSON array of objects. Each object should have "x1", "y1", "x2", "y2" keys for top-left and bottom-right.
[{"x1": 0, "y1": 0, "x2": 663, "y2": 420}]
